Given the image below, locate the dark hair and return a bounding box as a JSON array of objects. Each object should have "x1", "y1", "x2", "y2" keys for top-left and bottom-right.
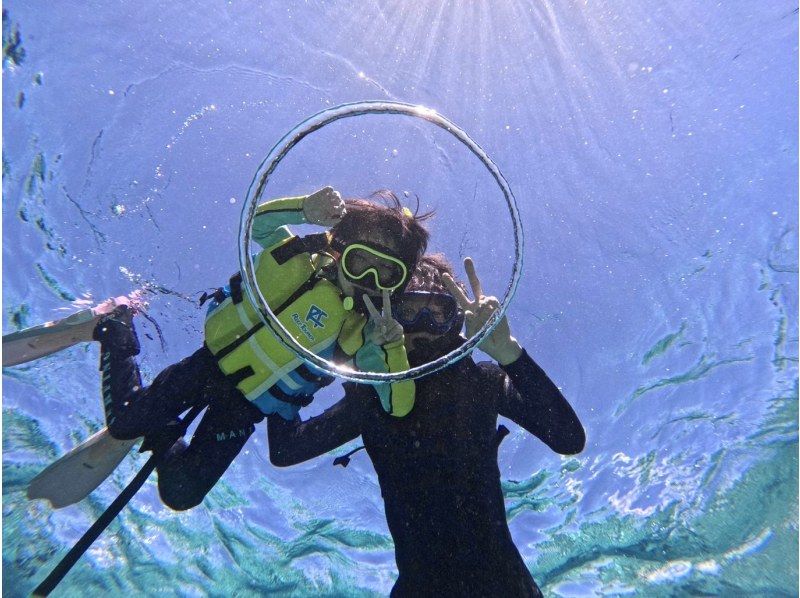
[
  {"x1": 331, "y1": 190, "x2": 433, "y2": 271},
  {"x1": 406, "y1": 253, "x2": 467, "y2": 295}
]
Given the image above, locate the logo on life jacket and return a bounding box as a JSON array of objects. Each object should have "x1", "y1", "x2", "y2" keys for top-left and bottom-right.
[
  {"x1": 292, "y1": 313, "x2": 315, "y2": 341},
  {"x1": 305, "y1": 305, "x2": 328, "y2": 328}
]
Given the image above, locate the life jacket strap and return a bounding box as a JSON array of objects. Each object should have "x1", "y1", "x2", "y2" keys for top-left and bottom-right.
[
  {"x1": 271, "y1": 232, "x2": 333, "y2": 265},
  {"x1": 267, "y1": 383, "x2": 314, "y2": 407},
  {"x1": 272, "y1": 276, "x2": 319, "y2": 315},
  {"x1": 227, "y1": 365, "x2": 255, "y2": 386},
  {"x1": 229, "y1": 272, "x2": 244, "y2": 304}
]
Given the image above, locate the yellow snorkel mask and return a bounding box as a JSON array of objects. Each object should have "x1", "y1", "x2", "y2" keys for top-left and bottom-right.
[{"x1": 340, "y1": 242, "x2": 409, "y2": 292}]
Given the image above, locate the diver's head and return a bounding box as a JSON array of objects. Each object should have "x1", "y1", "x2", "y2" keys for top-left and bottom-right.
[
  {"x1": 396, "y1": 253, "x2": 466, "y2": 361},
  {"x1": 331, "y1": 190, "x2": 432, "y2": 299}
]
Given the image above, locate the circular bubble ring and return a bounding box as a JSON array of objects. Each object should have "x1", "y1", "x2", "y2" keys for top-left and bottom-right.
[{"x1": 239, "y1": 101, "x2": 523, "y2": 383}]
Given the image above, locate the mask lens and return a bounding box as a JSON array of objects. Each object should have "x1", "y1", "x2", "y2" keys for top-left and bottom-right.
[
  {"x1": 430, "y1": 297, "x2": 457, "y2": 324},
  {"x1": 345, "y1": 251, "x2": 370, "y2": 276},
  {"x1": 342, "y1": 244, "x2": 408, "y2": 291},
  {"x1": 397, "y1": 304, "x2": 418, "y2": 322},
  {"x1": 378, "y1": 262, "x2": 404, "y2": 287},
  {"x1": 392, "y1": 292, "x2": 460, "y2": 333}
]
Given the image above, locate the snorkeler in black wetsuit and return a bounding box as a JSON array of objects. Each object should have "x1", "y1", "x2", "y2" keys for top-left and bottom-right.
[
  {"x1": 90, "y1": 189, "x2": 429, "y2": 510},
  {"x1": 268, "y1": 254, "x2": 586, "y2": 597}
]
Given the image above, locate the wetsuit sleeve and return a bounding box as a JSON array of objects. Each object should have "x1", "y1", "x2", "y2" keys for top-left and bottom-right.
[
  {"x1": 379, "y1": 339, "x2": 415, "y2": 417},
  {"x1": 252, "y1": 195, "x2": 308, "y2": 249},
  {"x1": 354, "y1": 337, "x2": 415, "y2": 417},
  {"x1": 267, "y1": 385, "x2": 364, "y2": 467},
  {"x1": 490, "y1": 349, "x2": 585, "y2": 455}
]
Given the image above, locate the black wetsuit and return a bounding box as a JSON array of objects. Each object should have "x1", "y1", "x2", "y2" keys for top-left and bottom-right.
[
  {"x1": 268, "y1": 335, "x2": 585, "y2": 597},
  {"x1": 98, "y1": 338, "x2": 266, "y2": 511}
]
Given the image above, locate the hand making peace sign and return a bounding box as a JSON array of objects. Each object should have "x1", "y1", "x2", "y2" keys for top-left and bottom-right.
[
  {"x1": 363, "y1": 290, "x2": 405, "y2": 346},
  {"x1": 443, "y1": 257, "x2": 523, "y2": 366}
]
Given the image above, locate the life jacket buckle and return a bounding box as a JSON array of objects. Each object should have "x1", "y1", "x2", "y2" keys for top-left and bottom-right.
[{"x1": 229, "y1": 273, "x2": 244, "y2": 304}]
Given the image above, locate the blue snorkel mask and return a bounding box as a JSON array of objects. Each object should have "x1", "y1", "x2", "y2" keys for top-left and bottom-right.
[{"x1": 392, "y1": 291, "x2": 464, "y2": 336}]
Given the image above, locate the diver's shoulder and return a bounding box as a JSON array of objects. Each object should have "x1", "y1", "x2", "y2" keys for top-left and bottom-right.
[
  {"x1": 472, "y1": 359, "x2": 507, "y2": 385},
  {"x1": 474, "y1": 358, "x2": 504, "y2": 373}
]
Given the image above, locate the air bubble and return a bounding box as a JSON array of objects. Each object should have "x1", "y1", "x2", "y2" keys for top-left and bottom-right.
[{"x1": 239, "y1": 101, "x2": 523, "y2": 383}]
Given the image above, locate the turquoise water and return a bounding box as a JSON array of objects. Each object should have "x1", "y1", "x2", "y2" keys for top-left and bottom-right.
[{"x1": 3, "y1": 2, "x2": 798, "y2": 596}]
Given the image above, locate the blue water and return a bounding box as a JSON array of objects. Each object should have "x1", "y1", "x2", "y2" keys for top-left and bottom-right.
[{"x1": 3, "y1": 2, "x2": 797, "y2": 596}]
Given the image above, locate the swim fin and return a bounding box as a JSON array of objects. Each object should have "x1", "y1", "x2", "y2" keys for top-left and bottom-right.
[
  {"x1": 3, "y1": 296, "x2": 135, "y2": 367},
  {"x1": 27, "y1": 428, "x2": 140, "y2": 509}
]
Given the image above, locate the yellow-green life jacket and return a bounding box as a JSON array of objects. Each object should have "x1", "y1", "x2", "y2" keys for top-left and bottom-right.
[
  {"x1": 205, "y1": 193, "x2": 416, "y2": 418},
  {"x1": 204, "y1": 235, "x2": 367, "y2": 408}
]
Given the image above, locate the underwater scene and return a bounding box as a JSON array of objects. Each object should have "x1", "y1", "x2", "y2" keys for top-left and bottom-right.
[{"x1": 2, "y1": 1, "x2": 797, "y2": 596}]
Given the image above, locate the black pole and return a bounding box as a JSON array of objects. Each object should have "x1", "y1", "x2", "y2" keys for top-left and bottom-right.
[{"x1": 32, "y1": 404, "x2": 205, "y2": 597}]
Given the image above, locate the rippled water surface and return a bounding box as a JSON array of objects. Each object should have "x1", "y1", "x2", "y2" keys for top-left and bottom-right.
[{"x1": 2, "y1": 2, "x2": 798, "y2": 596}]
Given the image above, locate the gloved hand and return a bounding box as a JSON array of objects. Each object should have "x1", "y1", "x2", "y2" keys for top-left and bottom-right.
[
  {"x1": 363, "y1": 290, "x2": 404, "y2": 346},
  {"x1": 303, "y1": 186, "x2": 346, "y2": 226},
  {"x1": 443, "y1": 257, "x2": 522, "y2": 366}
]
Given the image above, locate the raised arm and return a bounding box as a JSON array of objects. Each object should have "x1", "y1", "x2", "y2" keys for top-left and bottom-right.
[
  {"x1": 252, "y1": 186, "x2": 345, "y2": 249},
  {"x1": 267, "y1": 386, "x2": 363, "y2": 467},
  {"x1": 356, "y1": 291, "x2": 415, "y2": 417},
  {"x1": 444, "y1": 257, "x2": 585, "y2": 454},
  {"x1": 492, "y1": 353, "x2": 585, "y2": 454}
]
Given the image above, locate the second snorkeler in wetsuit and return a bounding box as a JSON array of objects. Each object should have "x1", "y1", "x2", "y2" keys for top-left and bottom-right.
[{"x1": 268, "y1": 255, "x2": 586, "y2": 597}]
